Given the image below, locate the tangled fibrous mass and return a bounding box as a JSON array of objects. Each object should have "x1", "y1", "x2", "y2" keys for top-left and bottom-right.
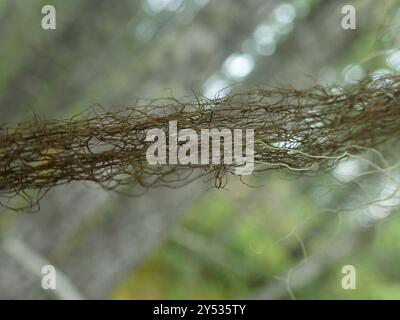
[{"x1": 1, "y1": 75, "x2": 400, "y2": 211}]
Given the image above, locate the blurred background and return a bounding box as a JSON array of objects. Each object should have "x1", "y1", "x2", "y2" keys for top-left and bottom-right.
[{"x1": 1, "y1": 0, "x2": 400, "y2": 299}]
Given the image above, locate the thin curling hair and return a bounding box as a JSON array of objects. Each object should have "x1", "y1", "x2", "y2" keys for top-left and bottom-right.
[{"x1": 1, "y1": 74, "x2": 400, "y2": 211}]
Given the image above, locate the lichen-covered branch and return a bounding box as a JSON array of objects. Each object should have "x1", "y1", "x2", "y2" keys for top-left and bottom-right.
[{"x1": 1, "y1": 75, "x2": 400, "y2": 210}]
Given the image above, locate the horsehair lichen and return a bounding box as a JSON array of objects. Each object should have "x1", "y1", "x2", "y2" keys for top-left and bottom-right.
[{"x1": 1, "y1": 74, "x2": 400, "y2": 211}]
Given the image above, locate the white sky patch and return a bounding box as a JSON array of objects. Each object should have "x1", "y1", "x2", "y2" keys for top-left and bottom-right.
[
  {"x1": 254, "y1": 24, "x2": 277, "y2": 56},
  {"x1": 333, "y1": 158, "x2": 368, "y2": 183},
  {"x1": 271, "y1": 137, "x2": 301, "y2": 149},
  {"x1": 203, "y1": 75, "x2": 231, "y2": 99},
  {"x1": 254, "y1": 24, "x2": 276, "y2": 43},
  {"x1": 343, "y1": 64, "x2": 365, "y2": 84},
  {"x1": 372, "y1": 68, "x2": 392, "y2": 78},
  {"x1": 273, "y1": 3, "x2": 296, "y2": 24},
  {"x1": 146, "y1": 0, "x2": 166, "y2": 13},
  {"x1": 223, "y1": 53, "x2": 255, "y2": 79},
  {"x1": 166, "y1": 0, "x2": 185, "y2": 11},
  {"x1": 257, "y1": 39, "x2": 276, "y2": 56},
  {"x1": 329, "y1": 87, "x2": 344, "y2": 96},
  {"x1": 369, "y1": 181, "x2": 400, "y2": 220},
  {"x1": 371, "y1": 68, "x2": 393, "y2": 88},
  {"x1": 305, "y1": 117, "x2": 324, "y2": 129},
  {"x1": 387, "y1": 50, "x2": 400, "y2": 71},
  {"x1": 146, "y1": 0, "x2": 185, "y2": 13}
]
